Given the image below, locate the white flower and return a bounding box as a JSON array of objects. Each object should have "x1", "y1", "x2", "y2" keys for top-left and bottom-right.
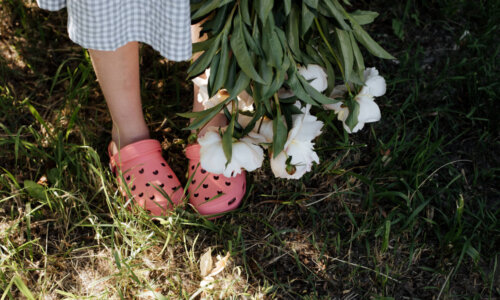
[
  {"x1": 271, "y1": 140, "x2": 320, "y2": 179},
  {"x1": 329, "y1": 94, "x2": 381, "y2": 133},
  {"x1": 298, "y1": 64, "x2": 328, "y2": 93},
  {"x1": 324, "y1": 67, "x2": 385, "y2": 133},
  {"x1": 270, "y1": 103, "x2": 323, "y2": 179},
  {"x1": 192, "y1": 69, "x2": 210, "y2": 106},
  {"x1": 192, "y1": 69, "x2": 254, "y2": 112},
  {"x1": 361, "y1": 67, "x2": 386, "y2": 97},
  {"x1": 198, "y1": 127, "x2": 264, "y2": 177},
  {"x1": 237, "y1": 115, "x2": 274, "y2": 147}
]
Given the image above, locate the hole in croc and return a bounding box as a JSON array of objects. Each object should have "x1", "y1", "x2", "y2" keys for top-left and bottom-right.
[
  {"x1": 126, "y1": 175, "x2": 131, "y2": 181},
  {"x1": 201, "y1": 169, "x2": 207, "y2": 174},
  {"x1": 194, "y1": 193, "x2": 199, "y2": 197},
  {"x1": 203, "y1": 184, "x2": 208, "y2": 188},
  {"x1": 217, "y1": 190, "x2": 223, "y2": 195},
  {"x1": 225, "y1": 182, "x2": 231, "y2": 186},
  {"x1": 191, "y1": 165, "x2": 194, "y2": 170},
  {"x1": 168, "y1": 174, "x2": 173, "y2": 179},
  {"x1": 161, "y1": 163, "x2": 166, "y2": 167},
  {"x1": 192, "y1": 180, "x2": 196, "y2": 184},
  {"x1": 131, "y1": 185, "x2": 136, "y2": 191},
  {"x1": 160, "y1": 183, "x2": 165, "y2": 188},
  {"x1": 139, "y1": 168, "x2": 144, "y2": 174},
  {"x1": 153, "y1": 170, "x2": 159, "y2": 175},
  {"x1": 213, "y1": 175, "x2": 219, "y2": 180},
  {"x1": 139, "y1": 192, "x2": 144, "y2": 197},
  {"x1": 228, "y1": 197, "x2": 236, "y2": 205},
  {"x1": 150, "y1": 195, "x2": 155, "y2": 200},
  {"x1": 146, "y1": 183, "x2": 150, "y2": 187},
  {"x1": 205, "y1": 197, "x2": 209, "y2": 201}
]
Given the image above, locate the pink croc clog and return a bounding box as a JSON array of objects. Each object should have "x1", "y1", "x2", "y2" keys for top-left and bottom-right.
[
  {"x1": 185, "y1": 143, "x2": 246, "y2": 217},
  {"x1": 109, "y1": 139, "x2": 184, "y2": 216}
]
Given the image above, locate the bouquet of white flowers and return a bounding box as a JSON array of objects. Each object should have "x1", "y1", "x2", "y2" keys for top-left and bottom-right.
[{"x1": 180, "y1": 0, "x2": 394, "y2": 179}]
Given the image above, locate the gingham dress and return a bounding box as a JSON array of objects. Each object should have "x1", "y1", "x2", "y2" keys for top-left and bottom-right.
[{"x1": 36, "y1": 0, "x2": 192, "y2": 61}]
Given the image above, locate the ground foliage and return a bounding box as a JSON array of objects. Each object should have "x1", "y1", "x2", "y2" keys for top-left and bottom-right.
[{"x1": 0, "y1": 0, "x2": 499, "y2": 298}]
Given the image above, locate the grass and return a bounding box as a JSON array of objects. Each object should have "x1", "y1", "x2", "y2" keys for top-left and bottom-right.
[{"x1": 1, "y1": 0, "x2": 499, "y2": 298}]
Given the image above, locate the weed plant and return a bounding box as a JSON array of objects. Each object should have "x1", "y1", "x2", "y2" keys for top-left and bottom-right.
[{"x1": 0, "y1": 0, "x2": 498, "y2": 298}]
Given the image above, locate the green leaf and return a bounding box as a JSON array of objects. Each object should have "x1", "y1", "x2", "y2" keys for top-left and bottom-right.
[
  {"x1": 256, "y1": 0, "x2": 274, "y2": 24},
  {"x1": 228, "y1": 71, "x2": 251, "y2": 100},
  {"x1": 322, "y1": 0, "x2": 351, "y2": 31},
  {"x1": 230, "y1": 14, "x2": 265, "y2": 84},
  {"x1": 241, "y1": 0, "x2": 252, "y2": 25},
  {"x1": 286, "y1": 69, "x2": 317, "y2": 106},
  {"x1": 222, "y1": 112, "x2": 236, "y2": 164},
  {"x1": 192, "y1": 38, "x2": 215, "y2": 55},
  {"x1": 284, "y1": 0, "x2": 292, "y2": 15},
  {"x1": 350, "y1": 10, "x2": 379, "y2": 25},
  {"x1": 177, "y1": 109, "x2": 211, "y2": 119},
  {"x1": 191, "y1": 0, "x2": 219, "y2": 20},
  {"x1": 298, "y1": 74, "x2": 337, "y2": 105},
  {"x1": 305, "y1": 44, "x2": 323, "y2": 65},
  {"x1": 225, "y1": 57, "x2": 237, "y2": 91},
  {"x1": 349, "y1": 31, "x2": 365, "y2": 79},
  {"x1": 240, "y1": 107, "x2": 265, "y2": 136},
  {"x1": 188, "y1": 34, "x2": 221, "y2": 77},
  {"x1": 262, "y1": 16, "x2": 283, "y2": 68},
  {"x1": 263, "y1": 68, "x2": 287, "y2": 100},
  {"x1": 183, "y1": 100, "x2": 230, "y2": 131},
  {"x1": 192, "y1": 0, "x2": 233, "y2": 20},
  {"x1": 208, "y1": 52, "x2": 221, "y2": 97},
  {"x1": 24, "y1": 180, "x2": 47, "y2": 201},
  {"x1": 213, "y1": 35, "x2": 230, "y2": 93},
  {"x1": 352, "y1": 23, "x2": 395, "y2": 59},
  {"x1": 319, "y1": 46, "x2": 336, "y2": 95},
  {"x1": 303, "y1": 0, "x2": 319, "y2": 9},
  {"x1": 272, "y1": 110, "x2": 288, "y2": 157},
  {"x1": 202, "y1": 3, "x2": 231, "y2": 34},
  {"x1": 335, "y1": 28, "x2": 354, "y2": 83},
  {"x1": 243, "y1": 24, "x2": 264, "y2": 57},
  {"x1": 301, "y1": 2, "x2": 316, "y2": 36},
  {"x1": 345, "y1": 98, "x2": 360, "y2": 131},
  {"x1": 286, "y1": 4, "x2": 302, "y2": 59}
]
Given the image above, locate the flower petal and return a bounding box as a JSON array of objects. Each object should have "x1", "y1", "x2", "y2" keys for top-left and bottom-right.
[
  {"x1": 198, "y1": 128, "x2": 227, "y2": 174},
  {"x1": 298, "y1": 64, "x2": 328, "y2": 93},
  {"x1": 270, "y1": 151, "x2": 289, "y2": 179},
  {"x1": 357, "y1": 95, "x2": 381, "y2": 123},
  {"x1": 362, "y1": 67, "x2": 386, "y2": 97},
  {"x1": 237, "y1": 90, "x2": 254, "y2": 111}
]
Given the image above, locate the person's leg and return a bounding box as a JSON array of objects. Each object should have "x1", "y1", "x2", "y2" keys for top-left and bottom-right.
[
  {"x1": 187, "y1": 23, "x2": 246, "y2": 218},
  {"x1": 88, "y1": 41, "x2": 149, "y2": 149},
  {"x1": 191, "y1": 23, "x2": 227, "y2": 136},
  {"x1": 89, "y1": 41, "x2": 184, "y2": 215}
]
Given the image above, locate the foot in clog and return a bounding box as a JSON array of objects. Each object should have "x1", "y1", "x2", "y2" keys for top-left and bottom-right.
[
  {"x1": 185, "y1": 143, "x2": 246, "y2": 217},
  {"x1": 109, "y1": 139, "x2": 184, "y2": 216}
]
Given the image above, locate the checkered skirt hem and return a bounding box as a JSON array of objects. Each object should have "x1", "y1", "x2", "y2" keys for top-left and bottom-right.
[{"x1": 37, "y1": 0, "x2": 192, "y2": 61}]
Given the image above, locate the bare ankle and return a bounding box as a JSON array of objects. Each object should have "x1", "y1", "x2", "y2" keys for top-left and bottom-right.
[{"x1": 112, "y1": 124, "x2": 150, "y2": 149}]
